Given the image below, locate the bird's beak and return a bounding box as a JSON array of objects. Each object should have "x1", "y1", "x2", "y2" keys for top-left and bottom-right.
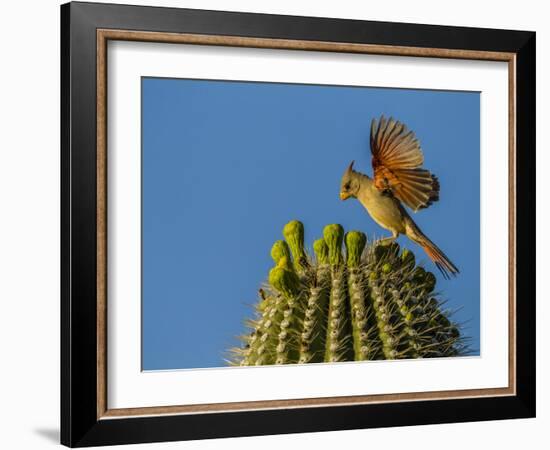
[{"x1": 340, "y1": 191, "x2": 351, "y2": 201}]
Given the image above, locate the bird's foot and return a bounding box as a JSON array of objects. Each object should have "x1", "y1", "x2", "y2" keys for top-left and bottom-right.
[{"x1": 378, "y1": 235, "x2": 398, "y2": 246}]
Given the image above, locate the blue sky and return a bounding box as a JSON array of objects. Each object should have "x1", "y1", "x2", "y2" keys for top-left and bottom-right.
[{"x1": 142, "y1": 77, "x2": 480, "y2": 370}]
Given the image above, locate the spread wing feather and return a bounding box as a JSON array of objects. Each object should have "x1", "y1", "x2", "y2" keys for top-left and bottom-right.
[{"x1": 370, "y1": 116, "x2": 440, "y2": 212}]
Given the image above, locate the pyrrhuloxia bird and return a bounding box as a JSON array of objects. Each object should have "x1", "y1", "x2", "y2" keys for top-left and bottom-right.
[{"x1": 339, "y1": 116, "x2": 459, "y2": 278}]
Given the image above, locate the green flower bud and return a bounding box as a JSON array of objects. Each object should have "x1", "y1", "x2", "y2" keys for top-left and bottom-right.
[
  {"x1": 269, "y1": 258, "x2": 300, "y2": 299},
  {"x1": 323, "y1": 224, "x2": 344, "y2": 266},
  {"x1": 382, "y1": 263, "x2": 392, "y2": 274},
  {"x1": 271, "y1": 240, "x2": 291, "y2": 265},
  {"x1": 313, "y1": 238, "x2": 329, "y2": 264},
  {"x1": 283, "y1": 220, "x2": 308, "y2": 272},
  {"x1": 345, "y1": 231, "x2": 367, "y2": 268}
]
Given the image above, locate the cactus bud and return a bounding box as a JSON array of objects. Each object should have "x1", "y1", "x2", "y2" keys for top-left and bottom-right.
[
  {"x1": 323, "y1": 224, "x2": 344, "y2": 266},
  {"x1": 345, "y1": 231, "x2": 367, "y2": 268},
  {"x1": 271, "y1": 240, "x2": 291, "y2": 265},
  {"x1": 313, "y1": 238, "x2": 329, "y2": 265},
  {"x1": 382, "y1": 263, "x2": 392, "y2": 274},
  {"x1": 283, "y1": 220, "x2": 308, "y2": 272},
  {"x1": 269, "y1": 257, "x2": 300, "y2": 298}
]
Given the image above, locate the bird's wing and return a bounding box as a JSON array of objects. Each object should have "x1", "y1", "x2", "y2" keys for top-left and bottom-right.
[{"x1": 370, "y1": 116, "x2": 440, "y2": 212}]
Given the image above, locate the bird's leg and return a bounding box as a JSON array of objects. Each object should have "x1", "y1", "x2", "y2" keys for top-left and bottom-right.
[{"x1": 378, "y1": 231, "x2": 399, "y2": 246}]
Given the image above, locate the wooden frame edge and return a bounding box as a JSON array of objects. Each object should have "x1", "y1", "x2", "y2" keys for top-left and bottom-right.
[
  {"x1": 98, "y1": 28, "x2": 515, "y2": 61},
  {"x1": 100, "y1": 387, "x2": 515, "y2": 419},
  {"x1": 97, "y1": 29, "x2": 108, "y2": 419},
  {"x1": 95, "y1": 28, "x2": 517, "y2": 420},
  {"x1": 508, "y1": 55, "x2": 517, "y2": 395}
]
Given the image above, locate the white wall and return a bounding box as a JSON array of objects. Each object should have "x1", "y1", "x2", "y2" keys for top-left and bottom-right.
[{"x1": 0, "y1": 1, "x2": 545, "y2": 448}]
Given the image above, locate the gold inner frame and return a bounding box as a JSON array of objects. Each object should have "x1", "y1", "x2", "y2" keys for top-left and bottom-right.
[{"x1": 96, "y1": 29, "x2": 517, "y2": 420}]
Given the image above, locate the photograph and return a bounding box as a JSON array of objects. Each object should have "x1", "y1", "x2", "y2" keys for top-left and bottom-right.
[
  {"x1": 141, "y1": 77, "x2": 480, "y2": 370},
  {"x1": 56, "y1": 2, "x2": 536, "y2": 446}
]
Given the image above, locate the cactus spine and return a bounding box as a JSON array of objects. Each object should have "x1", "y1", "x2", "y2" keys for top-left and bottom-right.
[{"x1": 230, "y1": 220, "x2": 468, "y2": 365}]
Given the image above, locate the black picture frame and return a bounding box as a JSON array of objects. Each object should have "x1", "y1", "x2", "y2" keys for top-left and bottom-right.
[{"x1": 61, "y1": 1, "x2": 535, "y2": 447}]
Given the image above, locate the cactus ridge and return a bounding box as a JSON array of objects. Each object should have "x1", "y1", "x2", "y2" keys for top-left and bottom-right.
[{"x1": 229, "y1": 220, "x2": 470, "y2": 366}]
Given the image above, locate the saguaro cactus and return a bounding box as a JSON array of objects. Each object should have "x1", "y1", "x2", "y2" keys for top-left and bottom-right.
[{"x1": 230, "y1": 220, "x2": 468, "y2": 365}]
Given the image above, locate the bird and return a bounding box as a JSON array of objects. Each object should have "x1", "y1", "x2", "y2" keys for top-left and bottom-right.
[{"x1": 339, "y1": 116, "x2": 459, "y2": 279}]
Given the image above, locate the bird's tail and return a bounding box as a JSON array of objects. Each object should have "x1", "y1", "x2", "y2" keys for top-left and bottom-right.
[
  {"x1": 404, "y1": 216, "x2": 459, "y2": 279},
  {"x1": 419, "y1": 238, "x2": 459, "y2": 279}
]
